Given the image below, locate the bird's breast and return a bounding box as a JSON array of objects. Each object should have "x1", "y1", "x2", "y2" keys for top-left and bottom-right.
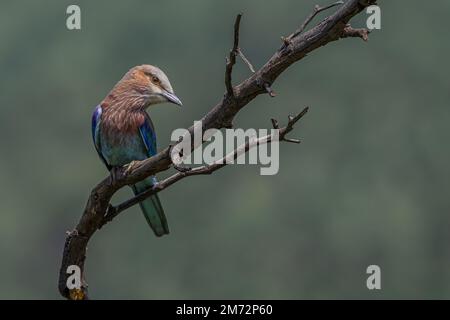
[{"x1": 100, "y1": 110, "x2": 148, "y2": 166}]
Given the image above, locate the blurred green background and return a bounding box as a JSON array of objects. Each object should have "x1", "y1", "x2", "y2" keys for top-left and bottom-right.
[{"x1": 0, "y1": 0, "x2": 449, "y2": 299}]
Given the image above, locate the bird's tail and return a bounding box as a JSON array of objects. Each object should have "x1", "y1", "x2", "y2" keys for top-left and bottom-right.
[{"x1": 132, "y1": 177, "x2": 169, "y2": 237}]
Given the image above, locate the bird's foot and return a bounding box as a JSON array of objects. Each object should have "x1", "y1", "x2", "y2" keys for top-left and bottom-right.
[{"x1": 124, "y1": 161, "x2": 138, "y2": 176}]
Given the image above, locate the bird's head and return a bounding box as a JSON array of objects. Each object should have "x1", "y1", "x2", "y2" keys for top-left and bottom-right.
[{"x1": 115, "y1": 64, "x2": 182, "y2": 108}]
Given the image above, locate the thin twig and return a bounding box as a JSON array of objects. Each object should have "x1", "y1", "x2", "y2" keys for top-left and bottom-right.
[
  {"x1": 237, "y1": 48, "x2": 255, "y2": 73},
  {"x1": 283, "y1": 1, "x2": 344, "y2": 45},
  {"x1": 342, "y1": 24, "x2": 370, "y2": 41},
  {"x1": 225, "y1": 14, "x2": 242, "y2": 98},
  {"x1": 225, "y1": 13, "x2": 256, "y2": 96}
]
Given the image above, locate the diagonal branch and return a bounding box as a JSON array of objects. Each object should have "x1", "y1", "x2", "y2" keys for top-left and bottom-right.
[{"x1": 58, "y1": 0, "x2": 378, "y2": 300}]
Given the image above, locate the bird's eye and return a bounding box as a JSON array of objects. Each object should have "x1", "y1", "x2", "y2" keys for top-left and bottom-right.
[{"x1": 152, "y1": 76, "x2": 160, "y2": 84}]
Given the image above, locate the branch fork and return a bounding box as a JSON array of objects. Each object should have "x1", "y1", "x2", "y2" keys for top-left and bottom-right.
[
  {"x1": 225, "y1": 14, "x2": 256, "y2": 99},
  {"x1": 281, "y1": 1, "x2": 344, "y2": 48}
]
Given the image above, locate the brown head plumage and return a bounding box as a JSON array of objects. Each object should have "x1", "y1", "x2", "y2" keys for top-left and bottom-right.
[
  {"x1": 100, "y1": 65, "x2": 182, "y2": 136},
  {"x1": 101, "y1": 64, "x2": 182, "y2": 111}
]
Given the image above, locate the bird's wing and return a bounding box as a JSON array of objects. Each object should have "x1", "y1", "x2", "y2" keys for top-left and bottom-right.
[
  {"x1": 91, "y1": 105, "x2": 111, "y2": 170},
  {"x1": 138, "y1": 113, "x2": 157, "y2": 157}
]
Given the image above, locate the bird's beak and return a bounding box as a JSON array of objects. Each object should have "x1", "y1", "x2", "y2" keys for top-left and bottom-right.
[{"x1": 162, "y1": 90, "x2": 183, "y2": 106}]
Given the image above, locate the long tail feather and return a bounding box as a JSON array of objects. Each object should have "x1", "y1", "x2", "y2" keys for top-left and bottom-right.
[{"x1": 132, "y1": 177, "x2": 169, "y2": 237}]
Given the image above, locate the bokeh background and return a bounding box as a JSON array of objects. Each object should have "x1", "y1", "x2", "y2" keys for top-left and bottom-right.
[{"x1": 0, "y1": 0, "x2": 449, "y2": 299}]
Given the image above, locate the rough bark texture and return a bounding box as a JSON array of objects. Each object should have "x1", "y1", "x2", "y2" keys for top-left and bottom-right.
[{"x1": 58, "y1": 0, "x2": 377, "y2": 299}]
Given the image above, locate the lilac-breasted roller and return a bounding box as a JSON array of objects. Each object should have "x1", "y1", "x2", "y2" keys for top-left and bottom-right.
[{"x1": 91, "y1": 65, "x2": 182, "y2": 237}]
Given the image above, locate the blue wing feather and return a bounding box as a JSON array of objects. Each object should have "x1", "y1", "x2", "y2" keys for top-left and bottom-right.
[
  {"x1": 91, "y1": 105, "x2": 111, "y2": 169},
  {"x1": 139, "y1": 114, "x2": 157, "y2": 157}
]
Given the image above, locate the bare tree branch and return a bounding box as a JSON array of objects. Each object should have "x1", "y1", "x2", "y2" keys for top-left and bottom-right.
[{"x1": 58, "y1": 0, "x2": 377, "y2": 300}]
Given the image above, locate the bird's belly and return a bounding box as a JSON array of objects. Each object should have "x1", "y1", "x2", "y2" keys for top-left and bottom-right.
[{"x1": 101, "y1": 133, "x2": 148, "y2": 167}]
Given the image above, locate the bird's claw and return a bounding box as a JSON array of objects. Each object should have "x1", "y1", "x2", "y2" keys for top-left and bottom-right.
[{"x1": 124, "y1": 161, "x2": 138, "y2": 175}]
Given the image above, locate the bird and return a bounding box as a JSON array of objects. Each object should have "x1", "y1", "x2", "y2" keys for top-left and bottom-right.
[{"x1": 91, "y1": 65, "x2": 182, "y2": 237}]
